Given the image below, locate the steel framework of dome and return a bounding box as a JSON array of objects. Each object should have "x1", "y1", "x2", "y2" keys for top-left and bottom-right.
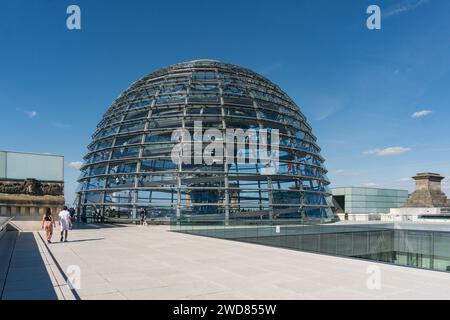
[{"x1": 76, "y1": 60, "x2": 333, "y2": 222}]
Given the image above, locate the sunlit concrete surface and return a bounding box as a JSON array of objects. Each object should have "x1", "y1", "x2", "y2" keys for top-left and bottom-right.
[{"x1": 3, "y1": 225, "x2": 450, "y2": 300}]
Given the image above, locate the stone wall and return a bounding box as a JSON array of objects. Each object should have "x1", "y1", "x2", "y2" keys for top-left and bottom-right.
[
  {"x1": 0, "y1": 179, "x2": 65, "y2": 220},
  {"x1": 405, "y1": 173, "x2": 449, "y2": 208},
  {"x1": 0, "y1": 179, "x2": 63, "y2": 196},
  {"x1": 0, "y1": 203, "x2": 64, "y2": 220}
]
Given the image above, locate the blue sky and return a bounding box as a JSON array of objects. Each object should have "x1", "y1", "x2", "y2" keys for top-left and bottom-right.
[{"x1": 1, "y1": 0, "x2": 449, "y2": 204}]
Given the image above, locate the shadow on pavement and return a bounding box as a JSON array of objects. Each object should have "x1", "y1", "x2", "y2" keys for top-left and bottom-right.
[
  {"x1": 71, "y1": 223, "x2": 127, "y2": 230},
  {"x1": 1, "y1": 232, "x2": 58, "y2": 300},
  {"x1": 50, "y1": 238, "x2": 104, "y2": 244}
]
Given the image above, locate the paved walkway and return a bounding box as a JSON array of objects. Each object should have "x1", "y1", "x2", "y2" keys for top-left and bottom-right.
[
  {"x1": 3, "y1": 225, "x2": 450, "y2": 299},
  {"x1": 0, "y1": 231, "x2": 75, "y2": 300}
]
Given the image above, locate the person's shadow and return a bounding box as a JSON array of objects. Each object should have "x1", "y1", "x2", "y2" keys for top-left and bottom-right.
[{"x1": 51, "y1": 238, "x2": 104, "y2": 244}]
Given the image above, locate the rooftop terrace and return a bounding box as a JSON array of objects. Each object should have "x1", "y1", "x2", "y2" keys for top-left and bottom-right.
[{"x1": 2, "y1": 223, "x2": 450, "y2": 300}]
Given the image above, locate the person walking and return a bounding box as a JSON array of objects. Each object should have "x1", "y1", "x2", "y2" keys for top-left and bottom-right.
[
  {"x1": 58, "y1": 206, "x2": 72, "y2": 242},
  {"x1": 41, "y1": 208, "x2": 56, "y2": 244},
  {"x1": 69, "y1": 207, "x2": 76, "y2": 220},
  {"x1": 140, "y1": 208, "x2": 147, "y2": 226}
]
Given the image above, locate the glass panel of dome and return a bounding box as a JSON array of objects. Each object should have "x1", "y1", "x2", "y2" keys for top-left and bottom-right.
[
  {"x1": 138, "y1": 88, "x2": 157, "y2": 98},
  {"x1": 126, "y1": 89, "x2": 140, "y2": 100},
  {"x1": 223, "y1": 119, "x2": 258, "y2": 130},
  {"x1": 89, "y1": 164, "x2": 107, "y2": 176},
  {"x1": 229, "y1": 163, "x2": 259, "y2": 174},
  {"x1": 108, "y1": 162, "x2": 137, "y2": 174},
  {"x1": 92, "y1": 138, "x2": 114, "y2": 151},
  {"x1": 182, "y1": 162, "x2": 224, "y2": 172},
  {"x1": 104, "y1": 190, "x2": 133, "y2": 204},
  {"x1": 272, "y1": 179, "x2": 300, "y2": 189},
  {"x1": 280, "y1": 136, "x2": 294, "y2": 147},
  {"x1": 148, "y1": 117, "x2": 182, "y2": 129},
  {"x1": 115, "y1": 134, "x2": 142, "y2": 146},
  {"x1": 223, "y1": 86, "x2": 245, "y2": 96},
  {"x1": 98, "y1": 126, "x2": 119, "y2": 139},
  {"x1": 146, "y1": 191, "x2": 176, "y2": 204},
  {"x1": 257, "y1": 99, "x2": 281, "y2": 111},
  {"x1": 223, "y1": 96, "x2": 253, "y2": 106},
  {"x1": 145, "y1": 131, "x2": 173, "y2": 143},
  {"x1": 303, "y1": 133, "x2": 315, "y2": 143},
  {"x1": 148, "y1": 207, "x2": 176, "y2": 218},
  {"x1": 151, "y1": 106, "x2": 184, "y2": 118},
  {"x1": 156, "y1": 95, "x2": 185, "y2": 105},
  {"x1": 119, "y1": 122, "x2": 145, "y2": 133},
  {"x1": 140, "y1": 159, "x2": 177, "y2": 172},
  {"x1": 294, "y1": 131, "x2": 306, "y2": 140},
  {"x1": 160, "y1": 85, "x2": 187, "y2": 95},
  {"x1": 191, "y1": 190, "x2": 225, "y2": 203},
  {"x1": 76, "y1": 181, "x2": 87, "y2": 192},
  {"x1": 87, "y1": 150, "x2": 111, "y2": 163},
  {"x1": 266, "y1": 121, "x2": 292, "y2": 133},
  {"x1": 137, "y1": 173, "x2": 177, "y2": 187},
  {"x1": 296, "y1": 142, "x2": 308, "y2": 152},
  {"x1": 128, "y1": 99, "x2": 152, "y2": 110},
  {"x1": 259, "y1": 109, "x2": 283, "y2": 121},
  {"x1": 111, "y1": 146, "x2": 140, "y2": 159},
  {"x1": 188, "y1": 93, "x2": 220, "y2": 104},
  {"x1": 186, "y1": 106, "x2": 221, "y2": 115},
  {"x1": 184, "y1": 116, "x2": 223, "y2": 130},
  {"x1": 136, "y1": 190, "x2": 152, "y2": 202},
  {"x1": 252, "y1": 91, "x2": 270, "y2": 101},
  {"x1": 191, "y1": 84, "x2": 219, "y2": 93},
  {"x1": 301, "y1": 180, "x2": 314, "y2": 190},
  {"x1": 229, "y1": 180, "x2": 269, "y2": 189},
  {"x1": 79, "y1": 170, "x2": 89, "y2": 179},
  {"x1": 299, "y1": 166, "x2": 315, "y2": 178},
  {"x1": 105, "y1": 116, "x2": 123, "y2": 127},
  {"x1": 106, "y1": 175, "x2": 135, "y2": 188},
  {"x1": 166, "y1": 76, "x2": 190, "y2": 84},
  {"x1": 82, "y1": 191, "x2": 104, "y2": 203},
  {"x1": 194, "y1": 118, "x2": 222, "y2": 129},
  {"x1": 221, "y1": 76, "x2": 245, "y2": 86},
  {"x1": 225, "y1": 106, "x2": 256, "y2": 118},
  {"x1": 303, "y1": 192, "x2": 327, "y2": 205},
  {"x1": 124, "y1": 110, "x2": 148, "y2": 121},
  {"x1": 107, "y1": 207, "x2": 133, "y2": 218},
  {"x1": 142, "y1": 144, "x2": 174, "y2": 158},
  {"x1": 86, "y1": 177, "x2": 106, "y2": 190},
  {"x1": 193, "y1": 71, "x2": 216, "y2": 81}
]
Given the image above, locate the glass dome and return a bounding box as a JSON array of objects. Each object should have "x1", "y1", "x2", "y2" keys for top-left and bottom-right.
[{"x1": 76, "y1": 60, "x2": 333, "y2": 222}]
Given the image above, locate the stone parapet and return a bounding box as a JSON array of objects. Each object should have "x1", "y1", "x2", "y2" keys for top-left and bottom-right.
[{"x1": 0, "y1": 193, "x2": 65, "y2": 220}]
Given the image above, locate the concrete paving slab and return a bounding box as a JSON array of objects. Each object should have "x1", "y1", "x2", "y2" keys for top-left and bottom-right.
[
  {"x1": 4, "y1": 225, "x2": 450, "y2": 299},
  {"x1": 42, "y1": 226, "x2": 450, "y2": 299}
]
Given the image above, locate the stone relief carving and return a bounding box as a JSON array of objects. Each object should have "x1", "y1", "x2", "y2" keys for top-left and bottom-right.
[{"x1": 0, "y1": 179, "x2": 63, "y2": 196}]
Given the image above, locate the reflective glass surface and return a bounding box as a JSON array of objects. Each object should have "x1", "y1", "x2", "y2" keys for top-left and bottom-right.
[
  {"x1": 77, "y1": 60, "x2": 332, "y2": 221},
  {"x1": 3, "y1": 151, "x2": 63, "y2": 181}
]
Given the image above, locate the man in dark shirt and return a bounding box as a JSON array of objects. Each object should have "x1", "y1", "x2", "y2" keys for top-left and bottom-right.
[
  {"x1": 140, "y1": 208, "x2": 147, "y2": 226},
  {"x1": 68, "y1": 207, "x2": 76, "y2": 220}
]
